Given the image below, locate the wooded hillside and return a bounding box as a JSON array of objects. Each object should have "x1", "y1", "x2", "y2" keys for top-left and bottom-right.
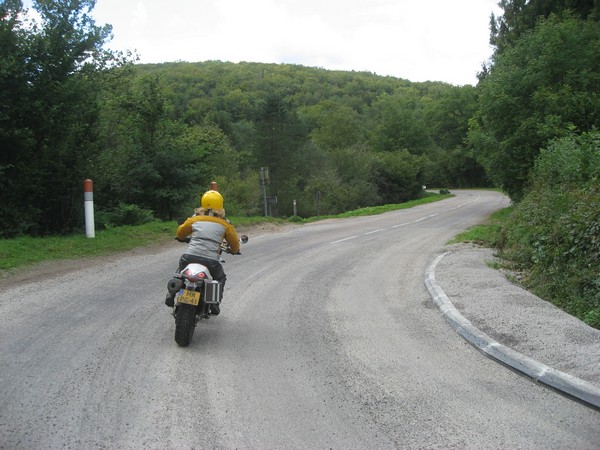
[{"x1": 94, "y1": 60, "x2": 485, "y2": 221}]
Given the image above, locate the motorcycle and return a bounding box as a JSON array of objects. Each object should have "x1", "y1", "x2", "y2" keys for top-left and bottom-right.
[{"x1": 166, "y1": 234, "x2": 248, "y2": 347}]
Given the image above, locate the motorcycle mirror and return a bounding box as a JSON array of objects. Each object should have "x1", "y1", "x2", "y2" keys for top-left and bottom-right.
[{"x1": 240, "y1": 234, "x2": 249, "y2": 244}]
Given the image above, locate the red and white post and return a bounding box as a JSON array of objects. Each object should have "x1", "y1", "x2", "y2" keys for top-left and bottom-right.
[{"x1": 84, "y1": 179, "x2": 95, "y2": 238}]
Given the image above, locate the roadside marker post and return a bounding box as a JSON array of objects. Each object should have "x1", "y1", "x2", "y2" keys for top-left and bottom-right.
[{"x1": 84, "y1": 179, "x2": 95, "y2": 238}]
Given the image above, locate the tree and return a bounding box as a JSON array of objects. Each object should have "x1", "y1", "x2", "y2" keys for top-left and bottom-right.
[
  {"x1": 489, "y1": 0, "x2": 600, "y2": 57},
  {"x1": 0, "y1": 0, "x2": 124, "y2": 236},
  {"x1": 253, "y1": 94, "x2": 310, "y2": 216},
  {"x1": 420, "y1": 84, "x2": 487, "y2": 187},
  {"x1": 469, "y1": 15, "x2": 600, "y2": 200},
  {"x1": 299, "y1": 100, "x2": 365, "y2": 151},
  {"x1": 369, "y1": 89, "x2": 433, "y2": 156},
  {"x1": 94, "y1": 73, "x2": 239, "y2": 221},
  {"x1": 0, "y1": 1, "x2": 33, "y2": 233},
  {"x1": 374, "y1": 150, "x2": 427, "y2": 204}
]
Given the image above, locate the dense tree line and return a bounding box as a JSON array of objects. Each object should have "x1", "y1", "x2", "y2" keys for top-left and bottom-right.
[
  {"x1": 106, "y1": 62, "x2": 485, "y2": 219},
  {"x1": 1, "y1": 0, "x2": 127, "y2": 236},
  {"x1": 472, "y1": 2, "x2": 600, "y2": 200},
  {"x1": 488, "y1": 0, "x2": 599, "y2": 56}
]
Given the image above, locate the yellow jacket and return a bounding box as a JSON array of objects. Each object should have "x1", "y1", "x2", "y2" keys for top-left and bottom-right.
[{"x1": 176, "y1": 215, "x2": 239, "y2": 260}]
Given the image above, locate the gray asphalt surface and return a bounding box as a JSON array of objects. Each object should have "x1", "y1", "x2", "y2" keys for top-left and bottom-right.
[{"x1": 427, "y1": 243, "x2": 600, "y2": 409}]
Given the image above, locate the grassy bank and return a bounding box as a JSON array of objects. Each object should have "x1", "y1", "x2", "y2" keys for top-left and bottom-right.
[
  {"x1": 449, "y1": 205, "x2": 600, "y2": 329},
  {"x1": 448, "y1": 206, "x2": 513, "y2": 247},
  {"x1": 296, "y1": 194, "x2": 453, "y2": 222},
  {"x1": 0, "y1": 193, "x2": 452, "y2": 272}
]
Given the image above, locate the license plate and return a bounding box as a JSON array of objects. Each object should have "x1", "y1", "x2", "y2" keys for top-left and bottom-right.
[{"x1": 177, "y1": 289, "x2": 201, "y2": 306}]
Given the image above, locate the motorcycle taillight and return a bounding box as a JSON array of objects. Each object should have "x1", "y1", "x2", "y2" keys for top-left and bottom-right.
[{"x1": 181, "y1": 269, "x2": 207, "y2": 282}]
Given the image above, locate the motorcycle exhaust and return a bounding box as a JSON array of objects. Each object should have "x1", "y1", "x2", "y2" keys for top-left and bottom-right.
[{"x1": 167, "y1": 277, "x2": 183, "y2": 294}]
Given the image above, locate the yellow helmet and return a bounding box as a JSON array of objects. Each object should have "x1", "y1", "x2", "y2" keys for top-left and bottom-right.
[{"x1": 201, "y1": 190, "x2": 224, "y2": 210}]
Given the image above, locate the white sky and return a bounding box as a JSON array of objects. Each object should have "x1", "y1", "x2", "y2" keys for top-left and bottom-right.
[{"x1": 27, "y1": 0, "x2": 503, "y2": 86}]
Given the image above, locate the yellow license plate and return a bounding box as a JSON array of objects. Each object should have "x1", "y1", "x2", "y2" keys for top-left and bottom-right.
[{"x1": 178, "y1": 289, "x2": 201, "y2": 306}]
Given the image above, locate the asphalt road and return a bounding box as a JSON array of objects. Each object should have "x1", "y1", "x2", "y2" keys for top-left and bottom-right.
[{"x1": 1, "y1": 190, "x2": 599, "y2": 448}]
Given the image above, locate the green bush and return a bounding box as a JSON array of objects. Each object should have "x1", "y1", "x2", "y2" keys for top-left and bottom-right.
[
  {"x1": 97, "y1": 203, "x2": 156, "y2": 228},
  {"x1": 584, "y1": 308, "x2": 600, "y2": 330},
  {"x1": 501, "y1": 132, "x2": 600, "y2": 328}
]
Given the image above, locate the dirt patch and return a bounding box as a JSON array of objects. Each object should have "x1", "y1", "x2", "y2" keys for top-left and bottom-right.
[
  {"x1": 236, "y1": 221, "x2": 301, "y2": 235},
  {"x1": 0, "y1": 239, "x2": 178, "y2": 289}
]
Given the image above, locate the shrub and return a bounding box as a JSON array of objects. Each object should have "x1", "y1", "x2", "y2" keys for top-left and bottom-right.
[
  {"x1": 501, "y1": 132, "x2": 600, "y2": 328},
  {"x1": 97, "y1": 203, "x2": 155, "y2": 228}
]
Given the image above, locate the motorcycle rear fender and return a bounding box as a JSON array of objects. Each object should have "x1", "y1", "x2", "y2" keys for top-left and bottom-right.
[{"x1": 181, "y1": 263, "x2": 212, "y2": 282}]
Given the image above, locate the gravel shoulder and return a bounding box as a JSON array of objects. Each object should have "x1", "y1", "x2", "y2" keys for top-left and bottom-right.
[{"x1": 433, "y1": 242, "x2": 600, "y2": 388}]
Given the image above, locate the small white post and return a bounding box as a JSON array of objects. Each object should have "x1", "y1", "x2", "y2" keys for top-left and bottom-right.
[{"x1": 84, "y1": 179, "x2": 95, "y2": 238}]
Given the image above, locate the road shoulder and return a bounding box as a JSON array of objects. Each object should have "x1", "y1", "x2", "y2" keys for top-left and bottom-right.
[{"x1": 426, "y1": 243, "x2": 600, "y2": 406}]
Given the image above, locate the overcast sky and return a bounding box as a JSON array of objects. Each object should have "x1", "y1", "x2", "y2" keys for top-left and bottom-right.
[{"x1": 29, "y1": 0, "x2": 503, "y2": 86}]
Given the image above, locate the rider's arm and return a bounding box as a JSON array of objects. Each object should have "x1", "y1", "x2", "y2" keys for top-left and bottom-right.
[
  {"x1": 176, "y1": 218, "x2": 193, "y2": 241},
  {"x1": 224, "y1": 223, "x2": 240, "y2": 254}
]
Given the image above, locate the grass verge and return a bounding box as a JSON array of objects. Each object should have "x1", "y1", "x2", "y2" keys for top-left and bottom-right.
[
  {"x1": 295, "y1": 193, "x2": 453, "y2": 223},
  {"x1": 0, "y1": 193, "x2": 452, "y2": 272},
  {"x1": 447, "y1": 206, "x2": 513, "y2": 247}
]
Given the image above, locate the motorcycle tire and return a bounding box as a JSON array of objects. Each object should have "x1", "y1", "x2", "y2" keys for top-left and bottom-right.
[{"x1": 174, "y1": 304, "x2": 196, "y2": 347}]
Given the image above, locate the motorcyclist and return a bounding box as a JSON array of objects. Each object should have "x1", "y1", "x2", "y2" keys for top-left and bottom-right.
[{"x1": 165, "y1": 189, "x2": 240, "y2": 315}]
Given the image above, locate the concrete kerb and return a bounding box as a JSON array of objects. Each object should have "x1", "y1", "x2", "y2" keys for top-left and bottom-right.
[{"x1": 425, "y1": 252, "x2": 600, "y2": 410}]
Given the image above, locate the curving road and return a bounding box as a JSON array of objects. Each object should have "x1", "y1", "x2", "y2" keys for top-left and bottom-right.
[{"x1": 1, "y1": 190, "x2": 599, "y2": 448}]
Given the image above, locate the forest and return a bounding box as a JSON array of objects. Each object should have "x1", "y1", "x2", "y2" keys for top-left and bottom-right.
[{"x1": 1, "y1": 1, "x2": 599, "y2": 324}]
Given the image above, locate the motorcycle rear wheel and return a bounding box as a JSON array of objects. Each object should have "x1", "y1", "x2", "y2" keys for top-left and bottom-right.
[{"x1": 174, "y1": 304, "x2": 196, "y2": 347}]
